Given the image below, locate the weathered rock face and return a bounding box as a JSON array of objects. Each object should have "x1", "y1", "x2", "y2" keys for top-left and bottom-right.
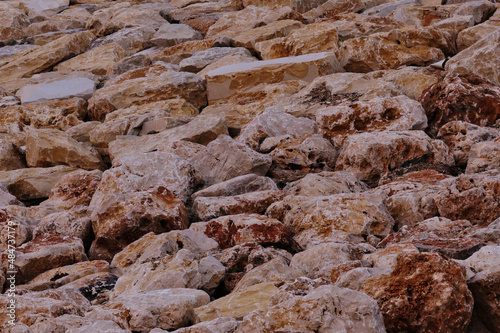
[
  {"x1": 361, "y1": 252, "x2": 473, "y2": 333},
  {"x1": 16, "y1": 77, "x2": 96, "y2": 104},
  {"x1": 89, "y1": 185, "x2": 189, "y2": 261},
  {"x1": 0, "y1": 3, "x2": 30, "y2": 42},
  {"x1": 335, "y1": 130, "x2": 454, "y2": 186},
  {"x1": 25, "y1": 128, "x2": 105, "y2": 171},
  {"x1": 0, "y1": 140, "x2": 26, "y2": 171},
  {"x1": 192, "y1": 174, "x2": 278, "y2": 198},
  {"x1": 457, "y1": 9, "x2": 500, "y2": 51},
  {"x1": 205, "y1": 52, "x2": 344, "y2": 101},
  {"x1": 88, "y1": 62, "x2": 207, "y2": 121},
  {"x1": 54, "y1": 43, "x2": 125, "y2": 75},
  {"x1": 420, "y1": 74, "x2": 500, "y2": 137},
  {"x1": 283, "y1": 171, "x2": 368, "y2": 196},
  {"x1": 180, "y1": 47, "x2": 252, "y2": 73},
  {"x1": 466, "y1": 137, "x2": 500, "y2": 174}
]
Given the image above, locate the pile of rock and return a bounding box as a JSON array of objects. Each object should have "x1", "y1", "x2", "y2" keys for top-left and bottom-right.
[{"x1": 1, "y1": 0, "x2": 499, "y2": 332}]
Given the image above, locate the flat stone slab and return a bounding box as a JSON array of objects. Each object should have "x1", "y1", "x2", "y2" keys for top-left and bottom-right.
[
  {"x1": 16, "y1": 77, "x2": 96, "y2": 103},
  {"x1": 204, "y1": 51, "x2": 344, "y2": 101}
]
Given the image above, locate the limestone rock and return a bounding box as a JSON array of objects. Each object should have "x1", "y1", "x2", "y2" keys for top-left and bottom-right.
[
  {"x1": 152, "y1": 23, "x2": 203, "y2": 48},
  {"x1": 54, "y1": 43, "x2": 125, "y2": 75},
  {"x1": 232, "y1": 19, "x2": 303, "y2": 49},
  {"x1": 0, "y1": 3, "x2": 30, "y2": 42},
  {"x1": 0, "y1": 184, "x2": 22, "y2": 207},
  {"x1": 0, "y1": 165, "x2": 79, "y2": 201},
  {"x1": 466, "y1": 137, "x2": 500, "y2": 174},
  {"x1": 438, "y1": 121, "x2": 500, "y2": 168},
  {"x1": 236, "y1": 108, "x2": 317, "y2": 151},
  {"x1": 190, "y1": 214, "x2": 296, "y2": 250},
  {"x1": 16, "y1": 77, "x2": 96, "y2": 104},
  {"x1": 302, "y1": 0, "x2": 365, "y2": 20},
  {"x1": 446, "y1": 28, "x2": 500, "y2": 85},
  {"x1": 19, "y1": 0, "x2": 70, "y2": 16},
  {"x1": 456, "y1": 9, "x2": 500, "y2": 51},
  {"x1": 335, "y1": 130, "x2": 454, "y2": 186},
  {"x1": 361, "y1": 252, "x2": 473, "y2": 333},
  {"x1": 89, "y1": 26, "x2": 156, "y2": 55},
  {"x1": 192, "y1": 174, "x2": 278, "y2": 198},
  {"x1": 192, "y1": 135, "x2": 272, "y2": 187},
  {"x1": 0, "y1": 30, "x2": 95, "y2": 82},
  {"x1": 420, "y1": 74, "x2": 500, "y2": 137},
  {"x1": 193, "y1": 190, "x2": 285, "y2": 221},
  {"x1": 3, "y1": 232, "x2": 87, "y2": 284},
  {"x1": 170, "y1": 317, "x2": 239, "y2": 333},
  {"x1": 236, "y1": 284, "x2": 385, "y2": 333},
  {"x1": 180, "y1": 47, "x2": 252, "y2": 72},
  {"x1": 195, "y1": 282, "x2": 279, "y2": 322},
  {"x1": 0, "y1": 140, "x2": 26, "y2": 171},
  {"x1": 205, "y1": 52, "x2": 344, "y2": 101},
  {"x1": 88, "y1": 62, "x2": 207, "y2": 121},
  {"x1": 283, "y1": 171, "x2": 368, "y2": 196},
  {"x1": 87, "y1": 288, "x2": 210, "y2": 332},
  {"x1": 89, "y1": 185, "x2": 189, "y2": 261}
]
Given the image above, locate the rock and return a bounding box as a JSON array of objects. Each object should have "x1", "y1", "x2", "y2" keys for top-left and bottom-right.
[
  {"x1": 170, "y1": 317, "x2": 239, "y2": 333},
  {"x1": 0, "y1": 165, "x2": 79, "y2": 201},
  {"x1": 89, "y1": 185, "x2": 189, "y2": 261},
  {"x1": 205, "y1": 52, "x2": 344, "y2": 101},
  {"x1": 232, "y1": 19, "x2": 303, "y2": 49},
  {"x1": 255, "y1": 21, "x2": 340, "y2": 60},
  {"x1": 88, "y1": 62, "x2": 207, "y2": 121},
  {"x1": 335, "y1": 267, "x2": 391, "y2": 291},
  {"x1": 0, "y1": 184, "x2": 22, "y2": 207},
  {"x1": 267, "y1": 134, "x2": 338, "y2": 185},
  {"x1": 0, "y1": 31, "x2": 95, "y2": 82},
  {"x1": 28, "y1": 315, "x2": 126, "y2": 333},
  {"x1": 236, "y1": 284, "x2": 386, "y2": 333},
  {"x1": 192, "y1": 174, "x2": 278, "y2": 198},
  {"x1": 283, "y1": 171, "x2": 368, "y2": 196},
  {"x1": 268, "y1": 192, "x2": 394, "y2": 249},
  {"x1": 457, "y1": 9, "x2": 500, "y2": 51},
  {"x1": 339, "y1": 27, "x2": 453, "y2": 72},
  {"x1": 453, "y1": 0, "x2": 496, "y2": 25},
  {"x1": 113, "y1": 248, "x2": 224, "y2": 296},
  {"x1": 89, "y1": 26, "x2": 156, "y2": 55},
  {"x1": 438, "y1": 121, "x2": 500, "y2": 168},
  {"x1": 192, "y1": 135, "x2": 272, "y2": 187},
  {"x1": 236, "y1": 108, "x2": 317, "y2": 151},
  {"x1": 152, "y1": 23, "x2": 203, "y2": 48},
  {"x1": 0, "y1": 3, "x2": 30, "y2": 42},
  {"x1": 420, "y1": 74, "x2": 500, "y2": 137},
  {"x1": 16, "y1": 77, "x2": 96, "y2": 104},
  {"x1": 435, "y1": 172, "x2": 500, "y2": 226},
  {"x1": 316, "y1": 95, "x2": 428, "y2": 144},
  {"x1": 361, "y1": 252, "x2": 473, "y2": 333},
  {"x1": 233, "y1": 257, "x2": 300, "y2": 292},
  {"x1": 190, "y1": 214, "x2": 296, "y2": 250},
  {"x1": 0, "y1": 140, "x2": 26, "y2": 171},
  {"x1": 180, "y1": 47, "x2": 252, "y2": 72},
  {"x1": 195, "y1": 282, "x2": 279, "y2": 322},
  {"x1": 335, "y1": 130, "x2": 454, "y2": 186},
  {"x1": 87, "y1": 288, "x2": 210, "y2": 332},
  {"x1": 2, "y1": 232, "x2": 87, "y2": 284},
  {"x1": 0, "y1": 205, "x2": 38, "y2": 253},
  {"x1": 0, "y1": 97, "x2": 87, "y2": 134},
  {"x1": 0, "y1": 287, "x2": 90, "y2": 329},
  {"x1": 19, "y1": 0, "x2": 70, "y2": 16},
  {"x1": 466, "y1": 137, "x2": 500, "y2": 174},
  {"x1": 302, "y1": 0, "x2": 366, "y2": 20},
  {"x1": 193, "y1": 190, "x2": 285, "y2": 221},
  {"x1": 446, "y1": 29, "x2": 500, "y2": 86},
  {"x1": 25, "y1": 128, "x2": 104, "y2": 171},
  {"x1": 54, "y1": 43, "x2": 125, "y2": 75}
]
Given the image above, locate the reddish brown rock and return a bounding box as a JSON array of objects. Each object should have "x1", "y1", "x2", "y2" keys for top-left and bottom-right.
[
  {"x1": 89, "y1": 186, "x2": 189, "y2": 261},
  {"x1": 420, "y1": 74, "x2": 500, "y2": 137},
  {"x1": 361, "y1": 252, "x2": 474, "y2": 333},
  {"x1": 435, "y1": 172, "x2": 500, "y2": 226},
  {"x1": 190, "y1": 214, "x2": 297, "y2": 251}
]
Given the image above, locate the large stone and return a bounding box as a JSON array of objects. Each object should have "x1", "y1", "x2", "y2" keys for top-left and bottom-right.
[
  {"x1": 170, "y1": 317, "x2": 239, "y2": 333},
  {"x1": 88, "y1": 62, "x2": 207, "y2": 121},
  {"x1": 435, "y1": 172, "x2": 500, "y2": 226},
  {"x1": 0, "y1": 140, "x2": 26, "y2": 171},
  {"x1": 152, "y1": 23, "x2": 203, "y2": 47},
  {"x1": 0, "y1": 184, "x2": 21, "y2": 207},
  {"x1": 0, "y1": 31, "x2": 95, "y2": 82},
  {"x1": 2, "y1": 232, "x2": 87, "y2": 285},
  {"x1": 466, "y1": 137, "x2": 500, "y2": 174},
  {"x1": 19, "y1": 0, "x2": 70, "y2": 16},
  {"x1": 438, "y1": 121, "x2": 500, "y2": 168},
  {"x1": 89, "y1": 185, "x2": 188, "y2": 261},
  {"x1": 205, "y1": 52, "x2": 344, "y2": 101},
  {"x1": 457, "y1": 9, "x2": 500, "y2": 51},
  {"x1": 195, "y1": 282, "x2": 279, "y2": 322},
  {"x1": 190, "y1": 214, "x2": 296, "y2": 250},
  {"x1": 86, "y1": 289, "x2": 210, "y2": 332},
  {"x1": 283, "y1": 171, "x2": 368, "y2": 196},
  {"x1": 0, "y1": 166, "x2": 79, "y2": 201},
  {"x1": 89, "y1": 26, "x2": 156, "y2": 55},
  {"x1": 25, "y1": 128, "x2": 105, "y2": 171},
  {"x1": 232, "y1": 19, "x2": 303, "y2": 49},
  {"x1": 0, "y1": 3, "x2": 30, "y2": 42},
  {"x1": 192, "y1": 174, "x2": 278, "y2": 198},
  {"x1": 236, "y1": 283, "x2": 385, "y2": 333},
  {"x1": 192, "y1": 135, "x2": 272, "y2": 187},
  {"x1": 302, "y1": 0, "x2": 365, "y2": 20},
  {"x1": 361, "y1": 252, "x2": 473, "y2": 333},
  {"x1": 446, "y1": 28, "x2": 500, "y2": 86},
  {"x1": 180, "y1": 47, "x2": 252, "y2": 72},
  {"x1": 236, "y1": 108, "x2": 317, "y2": 151},
  {"x1": 16, "y1": 77, "x2": 96, "y2": 104},
  {"x1": 336, "y1": 130, "x2": 454, "y2": 186},
  {"x1": 420, "y1": 74, "x2": 500, "y2": 137}
]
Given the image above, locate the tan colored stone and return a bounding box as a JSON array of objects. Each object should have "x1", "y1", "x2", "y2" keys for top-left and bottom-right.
[
  {"x1": 205, "y1": 51, "x2": 343, "y2": 101},
  {"x1": 151, "y1": 23, "x2": 203, "y2": 48},
  {"x1": 193, "y1": 174, "x2": 278, "y2": 198},
  {"x1": 0, "y1": 140, "x2": 25, "y2": 171},
  {"x1": 54, "y1": 43, "x2": 125, "y2": 75},
  {"x1": 232, "y1": 19, "x2": 303, "y2": 49},
  {"x1": 457, "y1": 10, "x2": 500, "y2": 51},
  {"x1": 198, "y1": 52, "x2": 259, "y2": 78},
  {"x1": 0, "y1": 2, "x2": 29, "y2": 42},
  {"x1": 195, "y1": 282, "x2": 279, "y2": 322},
  {"x1": 302, "y1": 0, "x2": 365, "y2": 21},
  {"x1": 255, "y1": 22, "x2": 340, "y2": 60},
  {"x1": 284, "y1": 171, "x2": 368, "y2": 196},
  {"x1": 170, "y1": 317, "x2": 239, "y2": 333},
  {"x1": 88, "y1": 62, "x2": 207, "y2": 121},
  {"x1": 0, "y1": 165, "x2": 79, "y2": 201},
  {"x1": 466, "y1": 137, "x2": 500, "y2": 174},
  {"x1": 0, "y1": 30, "x2": 95, "y2": 82},
  {"x1": 180, "y1": 47, "x2": 252, "y2": 72}
]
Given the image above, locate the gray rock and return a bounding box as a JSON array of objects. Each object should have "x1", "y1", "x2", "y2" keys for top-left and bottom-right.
[{"x1": 16, "y1": 77, "x2": 96, "y2": 104}]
